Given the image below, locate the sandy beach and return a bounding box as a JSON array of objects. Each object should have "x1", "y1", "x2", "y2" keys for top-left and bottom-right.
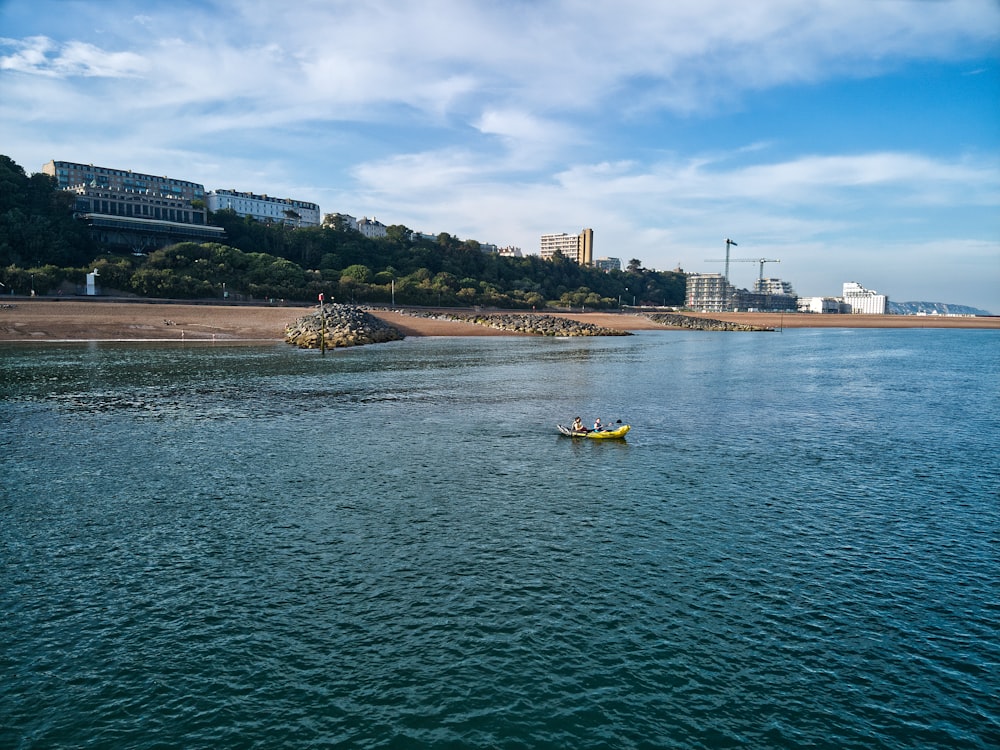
[{"x1": 0, "y1": 299, "x2": 997, "y2": 342}]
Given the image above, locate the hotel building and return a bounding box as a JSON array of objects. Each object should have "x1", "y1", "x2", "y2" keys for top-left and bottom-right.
[
  {"x1": 42, "y1": 160, "x2": 224, "y2": 251},
  {"x1": 43, "y1": 160, "x2": 205, "y2": 202}
]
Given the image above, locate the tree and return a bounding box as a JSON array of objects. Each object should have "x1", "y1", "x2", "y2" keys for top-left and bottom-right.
[
  {"x1": 341, "y1": 264, "x2": 372, "y2": 283},
  {"x1": 385, "y1": 224, "x2": 412, "y2": 245},
  {"x1": 322, "y1": 213, "x2": 352, "y2": 231},
  {"x1": 0, "y1": 155, "x2": 95, "y2": 267}
]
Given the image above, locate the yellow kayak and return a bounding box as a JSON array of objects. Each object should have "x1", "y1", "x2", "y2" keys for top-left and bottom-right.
[{"x1": 558, "y1": 424, "x2": 630, "y2": 439}]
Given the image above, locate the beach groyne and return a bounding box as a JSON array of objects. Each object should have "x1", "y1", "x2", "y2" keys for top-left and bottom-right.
[
  {"x1": 285, "y1": 304, "x2": 405, "y2": 348},
  {"x1": 394, "y1": 309, "x2": 632, "y2": 336},
  {"x1": 644, "y1": 313, "x2": 774, "y2": 332}
]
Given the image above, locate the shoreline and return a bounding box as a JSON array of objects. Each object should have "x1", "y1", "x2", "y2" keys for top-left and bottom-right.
[{"x1": 1, "y1": 298, "x2": 997, "y2": 342}]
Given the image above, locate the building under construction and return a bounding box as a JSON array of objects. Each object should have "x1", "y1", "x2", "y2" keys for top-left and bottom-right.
[
  {"x1": 685, "y1": 273, "x2": 733, "y2": 312},
  {"x1": 685, "y1": 273, "x2": 797, "y2": 312},
  {"x1": 688, "y1": 241, "x2": 798, "y2": 312}
]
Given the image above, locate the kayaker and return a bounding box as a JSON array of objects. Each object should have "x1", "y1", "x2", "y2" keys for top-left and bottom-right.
[
  {"x1": 572, "y1": 417, "x2": 586, "y2": 432},
  {"x1": 593, "y1": 418, "x2": 603, "y2": 431}
]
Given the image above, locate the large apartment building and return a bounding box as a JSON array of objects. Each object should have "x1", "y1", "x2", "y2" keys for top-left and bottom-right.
[
  {"x1": 540, "y1": 228, "x2": 594, "y2": 265},
  {"x1": 206, "y1": 189, "x2": 320, "y2": 228},
  {"x1": 842, "y1": 281, "x2": 888, "y2": 314}
]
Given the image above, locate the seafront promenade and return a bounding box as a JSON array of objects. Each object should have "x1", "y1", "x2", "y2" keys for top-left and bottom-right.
[{"x1": 0, "y1": 298, "x2": 997, "y2": 341}]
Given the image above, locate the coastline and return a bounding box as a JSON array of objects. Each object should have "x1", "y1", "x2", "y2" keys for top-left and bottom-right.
[{"x1": 1, "y1": 298, "x2": 997, "y2": 342}]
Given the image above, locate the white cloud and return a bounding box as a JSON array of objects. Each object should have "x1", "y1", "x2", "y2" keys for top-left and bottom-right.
[
  {"x1": 0, "y1": 35, "x2": 147, "y2": 77},
  {"x1": 10, "y1": 0, "x2": 996, "y2": 120}
]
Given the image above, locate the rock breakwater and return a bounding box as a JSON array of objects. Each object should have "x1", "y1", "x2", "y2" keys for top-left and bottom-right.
[
  {"x1": 396, "y1": 310, "x2": 631, "y2": 336},
  {"x1": 644, "y1": 313, "x2": 773, "y2": 331},
  {"x1": 285, "y1": 304, "x2": 405, "y2": 348}
]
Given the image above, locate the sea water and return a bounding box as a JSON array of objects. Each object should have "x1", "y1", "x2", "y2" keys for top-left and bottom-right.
[{"x1": 1, "y1": 329, "x2": 998, "y2": 749}]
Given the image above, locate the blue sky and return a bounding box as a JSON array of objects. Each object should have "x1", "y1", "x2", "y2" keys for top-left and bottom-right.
[{"x1": 2, "y1": 0, "x2": 998, "y2": 311}]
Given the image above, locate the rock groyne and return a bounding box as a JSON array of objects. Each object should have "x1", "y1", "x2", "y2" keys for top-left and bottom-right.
[
  {"x1": 395, "y1": 310, "x2": 632, "y2": 336},
  {"x1": 644, "y1": 313, "x2": 773, "y2": 332},
  {"x1": 285, "y1": 304, "x2": 405, "y2": 348}
]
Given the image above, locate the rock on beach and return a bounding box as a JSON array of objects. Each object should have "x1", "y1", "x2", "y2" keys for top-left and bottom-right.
[{"x1": 285, "y1": 304, "x2": 405, "y2": 348}]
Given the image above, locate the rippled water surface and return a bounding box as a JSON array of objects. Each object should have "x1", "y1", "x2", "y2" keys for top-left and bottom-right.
[{"x1": 2, "y1": 330, "x2": 998, "y2": 748}]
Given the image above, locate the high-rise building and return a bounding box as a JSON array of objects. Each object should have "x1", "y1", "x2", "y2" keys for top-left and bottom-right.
[{"x1": 540, "y1": 228, "x2": 594, "y2": 265}]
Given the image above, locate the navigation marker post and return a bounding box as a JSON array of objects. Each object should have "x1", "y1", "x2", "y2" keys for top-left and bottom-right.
[
  {"x1": 724, "y1": 238, "x2": 737, "y2": 310},
  {"x1": 319, "y1": 292, "x2": 326, "y2": 356}
]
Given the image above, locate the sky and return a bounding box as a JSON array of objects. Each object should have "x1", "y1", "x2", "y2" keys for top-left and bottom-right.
[{"x1": 1, "y1": 0, "x2": 998, "y2": 312}]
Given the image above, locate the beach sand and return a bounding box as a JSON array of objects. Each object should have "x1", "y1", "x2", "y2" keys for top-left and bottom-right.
[{"x1": 0, "y1": 299, "x2": 996, "y2": 342}]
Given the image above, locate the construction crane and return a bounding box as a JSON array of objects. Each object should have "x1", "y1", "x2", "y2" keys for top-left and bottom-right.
[
  {"x1": 704, "y1": 257, "x2": 780, "y2": 283},
  {"x1": 717, "y1": 238, "x2": 737, "y2": 282}
]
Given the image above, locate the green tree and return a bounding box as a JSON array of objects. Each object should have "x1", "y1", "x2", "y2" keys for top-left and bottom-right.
[
  {"x1": 341, "y1": 264, "x2": 372, "y2": 283},
  {"x1": 0, "y1": 155, "x2": 95, "y2": 267},
  {"x1": 385, "y1": 224, "x2": 412, "y2": 245}
]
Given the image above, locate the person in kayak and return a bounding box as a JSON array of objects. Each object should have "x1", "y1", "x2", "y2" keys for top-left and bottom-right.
[
  {"x1": 593, "y1": 418, "x2": 603, "y2": 431},
  {"x1": 572, "y1": 417, "x2": 587, "y2": 432}
]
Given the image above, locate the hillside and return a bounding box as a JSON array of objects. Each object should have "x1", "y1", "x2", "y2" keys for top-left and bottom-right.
[
  {"x1": 888, "y1": 301, "x2": 993, "y2": 317},
  {"x1": 0, "y1": 155, "x2": 684, "y2": 309}
]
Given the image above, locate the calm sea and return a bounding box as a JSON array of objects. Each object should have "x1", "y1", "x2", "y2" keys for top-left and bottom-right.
[{"x1": 2, "y1": 329, "x2": 998, "y2": 749}]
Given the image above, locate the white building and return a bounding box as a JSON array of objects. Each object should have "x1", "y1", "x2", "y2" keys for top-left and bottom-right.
[
  {"x1": 842, "y1": 281, "x2": 888, "y2": 314},
  {"x1": 357, "y1": 216, "x2": 387, "y2": 238},
  {"x1": 207, "y1": 189, "x2": 320, "y2": 227},
  {"x1": 797, "y1": 296, "x2": 844, "y2": 313},
  {"x1": 497, "y1": 246, "x2": 523, "y2": 258}
]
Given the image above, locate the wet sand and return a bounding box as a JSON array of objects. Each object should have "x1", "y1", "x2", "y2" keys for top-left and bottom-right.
[{"x1": 0, "y1": 299, "x2": 996, "y2": 342}]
